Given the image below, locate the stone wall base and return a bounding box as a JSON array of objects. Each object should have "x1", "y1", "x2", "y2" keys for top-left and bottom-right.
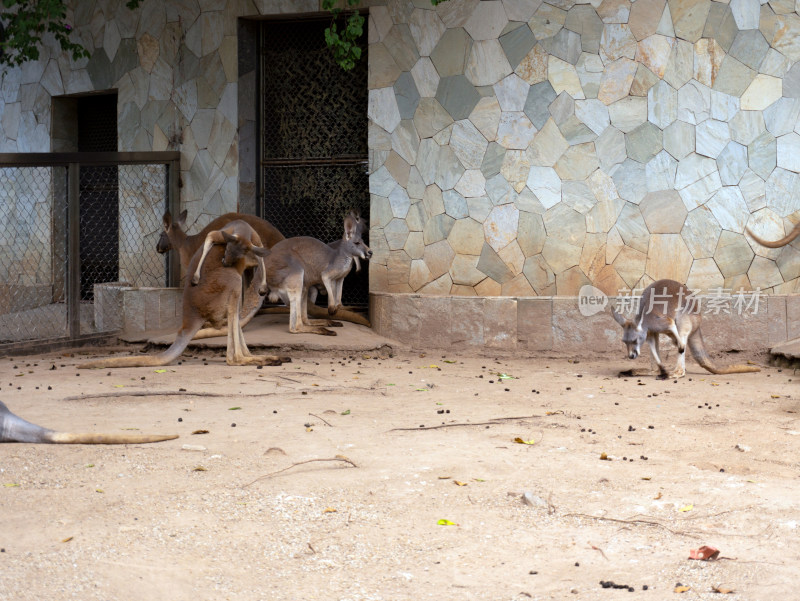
[
  {"x1": 370, "y1": 292, "x2": 793, "y2": 354},
  {"x1": 94, "y1": 283, "x2": 182, "y2": 335}
]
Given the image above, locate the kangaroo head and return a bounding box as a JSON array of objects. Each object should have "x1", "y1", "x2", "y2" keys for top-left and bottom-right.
[
  {"x1": 342, "y1": 213, "x2": 372, "y2": 261},
  {"x1": 221, "y1": 231, "x2": 269, "y2": 270},
  {"x1": 157, "y1": 209, "x2": 188, "y2": 254},
  {"x1": 611, "y1": 307, "x2": 646, "y2": 360}
]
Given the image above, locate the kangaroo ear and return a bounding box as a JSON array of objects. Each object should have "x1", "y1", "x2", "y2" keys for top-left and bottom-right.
[
  {"x1": 344, "y1": 214, "x2": 356, "y2": 240},
  {"x1": 610, "y1": 306, "x2": 627, "y2": 327},
  {"x1": 177, "y1": 209, "x2": 188, "y2": 226},
  {"x1": 635, "y1": 310, "x2": 645, "y2": 330},
  {"x1": 163, "y1": 211, "x2": 172, "y2": 228},
  {"x1": 221, "y1": 231, "x2": 239, "y2": 244}
]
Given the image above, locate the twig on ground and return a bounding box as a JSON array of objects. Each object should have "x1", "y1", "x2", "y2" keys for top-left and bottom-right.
[
  {"x1": 243, "y1": 455, "x2": 358, "y2": 487},
  {"x1": 309, "y1": 412, "x2": 333, "y2": 427},
  {"x1": 389, "y1": 414, "x2": 542, "y2": 432},
  {"x1": 589, "y1": 544, "x2": 609, "y2": 561}
]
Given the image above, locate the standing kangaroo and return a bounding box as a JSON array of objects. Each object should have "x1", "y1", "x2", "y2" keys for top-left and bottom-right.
[
  {"x1": 265, "y1": 213, "x2": 372, "y2": 336},
  {"x1": 0, "y1": 401, "x2": 177, "y2": 444},
  {"x1": 746, "y1": 222, "x2": 800, "y2": 248},
  {"x1": 80, "y1": 224, "x2": 290, "y2": 369},
  {"x1": 157, "y1": 210, "x2": 371, "y2": 334},
  {"x1": 611, "y1": 279, "x2": 761, "y2": 379}
]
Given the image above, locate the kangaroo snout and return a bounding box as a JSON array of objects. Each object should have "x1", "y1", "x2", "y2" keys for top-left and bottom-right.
[{"x1": 628, "y1": 349, "x2": 639, "y2": 360}]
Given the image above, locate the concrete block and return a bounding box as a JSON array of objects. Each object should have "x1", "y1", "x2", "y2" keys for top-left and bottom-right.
[
  {"x1": 518, "y1": 297, "x2": 553, "y2": 351},
  {"x1": 451, "y1": 296, "x2": 486, "y2": 347},
  {"x1": 484, "y1": 297, "x2": 517, "y2": 349}
]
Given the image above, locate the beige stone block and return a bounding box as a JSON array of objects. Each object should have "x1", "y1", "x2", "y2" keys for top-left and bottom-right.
[
  {"x1": 387, "y1": 250, "x2": 412, "y2": 291},
  {"x1": 548, "y1": 56, "x2": 585, "y2": 99},
  {"x1": 451, "y1": 296, "x2": 485, "y2": 346},
  {"x1": 484, "y1": 297, "x2": 518, "y2": 349},
  {"x1": 451, "y1": 284, "x2": 477, "y2": 296},
  {"x1": 768, "y1": 294, "x2": 788, "y2": 345},
  {"x1": 451, "y1": 254, "x2": 485, "y2": 286},
  {"x1": 639, "y1": 190, "x2": 688, "y2": 233},
  {"x1": 629, "y1": 0, "x2": 667, "y2": 40},
  {"x1": 598, "y1": 58, "x2": 638, "y2": 105},
  {"x1": 715, "y1": 231, "x2": 754, "y2": 278},
  {"x1": 389, "y1": 294, "x2": 421, "y2": 346},
  {"x1": 370, "y1": 264, "x2": 389, "y2": 293},
  {"x1": 552, "y1": 298, "x2": 618, "y2": 352},
  {"x1": 369, "y1": 43, "x2": 402, "y2": 89},
  {"x1": 556, "y1": 266, "x2": 592, "y2": 295},
  {"x1": 447, "y1": 218, "x2": 484, "y2": 255},
  {"x1": 606, "y1": 226, "x2": 625, "y2": 264},
  {"x1": 693, "y1": 38, "x2": 725, "y2": 87},
  {"x1": 645, "y1": 234, "x2": 694, "y2": 282},
  {"x1": 613, "y1": 245, "x2": 647, "y2": 289},
  {"x1": 686, "y1": 257, "x2": 724, "y2": 291},
  {"x1": 417, "y1": 295, "x2": 452, "y2": 348},
  {"x1": 669, "y1": 0, "x2": 711, "y2": 43},
  {"x1": 597, "y1": 0, "x2": 632, "y2": 23},
  {"x1": 419, "y1": 273, "x2": 453, "y2": 295},
  {"x1": 542, "y1": 238, "x2": 582, "y2": 273},
  {"x1": 630, "y1": 63, "x2": 659, "y2": 96},
  {"x1": 523, "y1": 253, "x2": 557, "y2": 294},
  {"x1": 423, "y1": 240, "x2": 455, "y2": 279},
  {"x1": 595, "y1": 264, "x2": 628, "y2": 296},
  {"x1": 368, "y1": 293, "x2": 388, "y2": 338},
  {"x1": 475, "y1": 277, "x2": 502, "y2": 296},
  {"x1": 748, "y1": 256, "x2": 783, "y2": 290},
  {"x1": 518, "y1": 297, "x2": 554, "y2": 351},
  {"x1": 469, "y1": 96, "x2": 501, "y2": 142},
  {"x1": 580, "y1": 232, "x2": 607, "y2": 280},
  {"x1": 514, "y1": 43, "x2": 548, "y2": 85},
  {"x1": 502, "y1": 273, "x2": 536, "y2": 296},
  {"x1": 409, "y1": 259, "x2": 432, "y2": 291},
  {"x1": 498, "y1": 240, "x2": 525, "y2": 275}
]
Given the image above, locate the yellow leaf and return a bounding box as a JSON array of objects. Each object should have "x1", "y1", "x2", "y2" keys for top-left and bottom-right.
[
  {"x1": 4, "y1": 483, "x2": 20, "y2": 488},
  {"x1": 113, "y1": 384, "x2": 124, "y2": 388},
  {"x1": 771, "y1": 394, "x2": 780, "y2": 398},
  {"x1": 96, "y1": 489, "x2": 104, "y2": 493},
  {"x1": 437, "y1": 519, "x2": 458, "y2": 526},
  {"x1": 323, "y1": 507, "x2": 337, "y2": 513},
  {"x1": 61, "y1": 536, "x2": 73, "y2": 543},
  {"x1": 641, "y1": 476, "x2": 651, "y2": 480},
  {"x1": 678, "y1": 504, "x2": 693, "y2": 512},
  {"x1": 154, "y1": 369, "x2": 167, "y2": 373},
  {"x1": 513, "y1": 437, "x2": 535, "y2": 445},
  {"x1": 674, "y1": 585, "x2": 690, "y2": 593},
  {"x1": 453, "y1": 480, "x2": 467, "y2": 486},
  {"x1": 438, "y1": 475, "x2": 451, "y2": 480}
]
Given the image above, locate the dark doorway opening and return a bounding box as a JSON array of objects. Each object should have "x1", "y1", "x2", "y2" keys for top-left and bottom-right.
[
  {"x1": 259, "y1": 17, "x2": 369, "y2": 307},
  {"x1": 77, "y1": 93, "x2": 119, "y2": 300}
]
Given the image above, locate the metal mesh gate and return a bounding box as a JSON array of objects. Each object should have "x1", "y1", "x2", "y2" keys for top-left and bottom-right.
[
  {"x1": 0, "y1": 153, "x2": 179, "y2": 352},
  {"x1": 259, "y1": 18, "x2": 369, "y2": 306}
]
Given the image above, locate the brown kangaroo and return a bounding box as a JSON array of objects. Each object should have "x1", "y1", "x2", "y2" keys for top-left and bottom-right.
[
  {"x1": 157, "y1": 210, "x2": 370, "y2": 334},
  {"x1": 191, "y1": 219, "x2": 268, "y2": 295},
  {"x1": 0, "y1": 400, "x2": 177, "y2": 444},
  {"x1": 265, "y1": 212, "x2": 372, "y2": 336},
  {"x1": 747, "y1": 221, "x2": 800, "y2": 248},
  {"x1": 80, "y1": 224, "x2": 290, "y2": 369},
  {"x1": 611, "y1": 279, "x2": 761, "y2": 379}
]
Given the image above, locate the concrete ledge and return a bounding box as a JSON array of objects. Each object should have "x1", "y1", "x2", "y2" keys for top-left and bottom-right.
[
  {"x1": 94, "y1": 283, "x2": 181, "y2": 335},
  {"x1": 370, "y1": 292, "x2": 789, "y2": 353}
]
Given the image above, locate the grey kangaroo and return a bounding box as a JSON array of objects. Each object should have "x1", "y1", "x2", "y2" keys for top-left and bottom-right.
[
  {"x1": 157, "y1": 210, "x2": 370, "y2": 334},
  {"x1": 0, "y1": 400, "x2": 177, "y2": 444},
  {"x1": 81, "y1": 223, "x2": 291, "y2": 369},
  {"x1": 265, "y1": 212, "x2": 372, "y2": 336},
  {"x1": 611, "y1": 279, "x2": 761, "y2": 379}
]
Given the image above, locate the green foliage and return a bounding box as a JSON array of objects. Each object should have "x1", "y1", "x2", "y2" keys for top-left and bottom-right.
[{"x1": 0, "y1": 0, "x2": 140, "y2": 68}]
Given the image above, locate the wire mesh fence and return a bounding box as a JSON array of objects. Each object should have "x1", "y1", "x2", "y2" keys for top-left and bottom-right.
[{"x1": 0, "y1": 152, "x2": 179, "y2": 352}]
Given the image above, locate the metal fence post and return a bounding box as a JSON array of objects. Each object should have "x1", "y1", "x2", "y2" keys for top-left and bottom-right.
[
  {"x1": 67, "y1": 162, "x2": 80, "y2": 338},
  {"x1": 167, "y1": 158, "x2": 181, "y2": 287}
]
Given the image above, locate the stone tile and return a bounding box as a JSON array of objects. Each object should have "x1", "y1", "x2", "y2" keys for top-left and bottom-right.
[
  {"x1": 466, "y1": 39, "x2": 513, "y2": 86},
  {"x1": 484, "y1": 204, "x2": 520, "y2": 252},
  {"x1": 423, "y1": 211, "x2": 455, "y2": 245},
  {"x1": 663, "y1": 38, "x2": 694, "y2": 89},
  {"x1": 575, "y1": 99, "x2": 610, "y2": 135},
  {"x1": 746, "y1": 207, "x2": 785, "y2": 259},
  {"x1": 612, "y1": 159, "x2": 648, "y2": 205},
  {"x1": 518, "y1": 211, "x2": 546, "y2": 256},
  {"x1": 681, "y1": 205, "x2": 722, "y2": 258},
  {"x1": 595, "y1": 125, "x2": 627, "y2": 171},
  {"x1": 434, "y1": 145, "x2": 466, "y2": 191},
  {"x1": 517, "y1": 297, "x2": 554, "y2": 351},
  {"x1": 639, "y1": 189, "x2": 687, "y2": 233},
  {"x1": 389, "y1": 184, "x2": 412, "y2": 219},
  {"x1": 729, "y1": 30, "x2": 770, "y2": 72},
  {"x1": 669, "y1": 0, "x2": 711, "y2": 42},
  {"x1": 577, "y1": 53, "x2": 604, "y2": 97},
  {"x1": 501, "y1": 149, "x2": 532, "y2": 192},
  {"x1": 529, "y1": 3, "x2": 567, "y2": 39},
  {"x1": 558, "y1": 115, "x2": 598, "y2": 145},
  {"x1": 384, "y1": 24, "x2": 420, "y2": 72},
  {"x1": 541, "y1": 27, "x2": 583, "y2": 65},
  {"x1": 675, "y1": 152, "x2": 718, "y2": 189},
  {"x1": 515, "y1": 43, "x2": 549, "y2": 85},
  {"x1": 521, "y1": 253, "x2": 554, "y2": 293},
  {"x1": 493, "y1": 74, "x2": 529, "y2": 112},
  {"x1": 384, "y1": 151, "x2": 411, "y2": 188},
  {"x1": 696, "y1": 119, "x2": 731, "y2": 159},
  {"x1": 482, "y1": 111, "x2": 529, "y2": 153},
  {"x1": 686, "y1": 257, "x2": 724, "y2": 291},
  {"x1": 486, "y1": 173, "x2": 517, "y2": 206},
  {"x1": 597, "y1": 0, "x2": 631, "y2": 23},
  {"x1": 542, "y1": 237, "x2": 583, "y2": 272},
  {"x1": 600, "y1": 24, "x2": 638, "y2": 64},
  {"x1": 516, "y1": 188, "x2": 546, "y2": 214},
  {"x1": 385, "y1": 218, "x2": 410, "y2": 250},
  {"x1": 544, "y1": 202, "x2": 587, "y2": 247},
  {"x1": 712, "y1": 55, "x2": 756, "y2": 96},
  {"x1": 565, "y1": 6, "x2": 604, "y2": 54},
  {"x1": 678, "y1": 171, "x2": 723, "y2": 210},
  {"x1": 404, "y1": 231, "x2": 425, "y2": 259},
  {"x1": 554, "y1": 142, "x2": 599, "y2": 180},
  {"x1": 527, "y1": 118, "x2": 569, "y2": 167},
  {"x1": 764, "y1": 98, "x2": 800, "y2": 137},
  {"x1": 435, "y1": 75, "x2": 481, "y2": 121},
  {"x1": 422, "y1": 239, "x2": 456, "y2": 279},
  {"x1": 629, "y1": 0, "x2": 667, "y2": 40},
  {"x1": 524, "y1": 81, "x2": 558, "y2": 128},
  {"x1": 630, "y1": 63, "x2": 659, "y2": 97},
  {"x1": 709, "y1": 89, "x2": 740, "y2": 122},
  {"x1": 586, "y1": 196, "x2": 625, "y2": 233},
  {"x1": 555, "y1": 265, "x2": 591, "y2": 295},
  {"x1": 706, "y1": 186, "x2": 749, "y2": 233},
  {"x1": 703, "y1": 3, "x2": 739, "y2": 52},
  {"x1": 614, "y1": 202, "x2": 650, "y2": 253},
  {"x1": 717, "y1": 141, "x2": 748, "y2": 185},
  {"x1": 611, "y1": 244, "x2": 646, "y2": 287},
  {"x1": 730, "y1": 0, "x2": 760, "y2": 30},
  {"x1": 645, "y1": 233, "x2": 694, "y2": 282},
  {"x1": 411, "y1": 57, "x2": 440, "y2": 97},
  {"x1": 413, "y1": 98, "x2": 454, "y2": 139},
  {"x1": 635, "y1": 34, "x2": 674, "y2": 79},
  {"x1": 478, "y1": 242, "x2": 515, "y2": 283},
  {"x1": 548, "y1": 56, "x2": 584, "y2": 98},
  {"x1": 775, "y1": 135, "x2": 800, "y2": 181},
  {"x1": 450, "y1": 119, "x2": 488, "y2": 170},
  {"x1": 748, "y1": 255, "x2": 783, "y2": 289},
  {"x1": 465, "y1": 0, "x2": 509, "y2": 40},
  {"x1": 409, "y1": 258, "x2": 433, "y2": 290},
  {"x1": 645, "y1": 80, "x2": 677, "y2": 129},
  {"x1": 430, "y1": 27, "x2": 472, "y2": 77},
  {"x1": 607, "y1": 96, "x2": 647, "y2": 133},
  {"x1": 692, "y1": 38, "x2": 724, "y2": 88},
  {"x1": 443, "y1": 189, "x2": 470, "y2": 219},
  {"x1": 598, "y1": 58, "x2": 638, "y2": 105},
  {"x1": 386, "y1": 251, "x2": 413, "y2": 293},
  {"x1": 625, "y1": 122, "x2": 663, "y2": 163},
  {"x1": 729, "y1": 109, "x2": 765, "y2": 146},
  {"x1": 526, "y1": 166, "x2": 562, "y2": 208},
  {"x1": 766, "y1": 167, "x2": 800, "y2": 217},
  {"x1": 498, "y1": 239, "x2": 526, "y2": 275},
  {"x1": 646, "y1": 150, "x2": 678, "y2": 191},
  {"x1": 562, "y1": 180, "x2": 597, "y2": 213},
  {"x1": 369, "y1": 43, "x2": 402, "y2": 90},
  {"x1": 748, "y1": 130, "x2": 777, "y2": 180},
  {"x1": 409, "y1": 8, "x2": 446, "y2": 57},
  {"x1": 455, "y1": 169, "x2": 487, "y2": 198},
  {"x1": 549, "y1": 91, "x2": 576, "y2": 125},
  {"x1": 740, "y1": 74, "x2": 782, "y2": 111},
  {"x1": 481, "y1": 142, "x2": 506, "y2": 179},
  {"x1": 369, "y1": 87, "x2": 401, "y2": 134},
  {"x1": 483, "y1": 297, "x2": 518, "y2": 349},
  {"x1": 394, "y1": 72, "x2": 421, "y2": 120},
  {"x1": 587, "y1": 168, "x2": 621, "y2": 205},
  {"x1": 776, "y1": 244, "x2": 800, "y2": 281},
  {"x1": 579, "y1": 232, "x2": 607, "y2": 278},
  {"x1": 419, "y1": 273, "x2": 454, "y2": 295},
  {"x1": 760, "y1": 48, "x2": 791, "y2": 78},
  {"x1": 448, "y1": 217, "x2": 485, "y2": 255},
  {"x1": 436, "y1": 0, "x2": 481, "y2": 27},
  {"x1": 676, "y1": 87, "x2": 714, "y2": 135},
  {"x1": 715, "y1": 230, "x2": 754, "y2": 278},
  {"x1": 465, "y1": 196, "x2": 493, "y2": 223},
  {"x1": 391, "y1": 120, "x2": 420, "y2": 165},
  {"x1": 740, "y1": 169, "x2": 767, "y2": 212},
  {"x1": 500, "y1": 23, "x2": 537, "y2": 70},
  {"x1": 450, "y1": 254, "x2": 485, "y2": 285}
]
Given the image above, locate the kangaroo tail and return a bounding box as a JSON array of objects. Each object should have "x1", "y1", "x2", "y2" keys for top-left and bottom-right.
[
  {"x1": 747, "y1": 222, "x2": 800, "y2": 249},
  {"x1": 308, "y1": 304, "x2": 371, "y2": 327},
  {"x1": 78, "y1": 326, "x2": 199, "y2": 369},
  {"x1": 47, "y1": 432, "x2": 178, "y2": 444},
  {"x1": 688, "y1": 330, "x2": 761, "y2": 374}
]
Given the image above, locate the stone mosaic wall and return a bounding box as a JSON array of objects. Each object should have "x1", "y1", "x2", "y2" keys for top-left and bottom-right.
[{"x1": 367, "y1": 0, "x2": 800, "y2": 297}]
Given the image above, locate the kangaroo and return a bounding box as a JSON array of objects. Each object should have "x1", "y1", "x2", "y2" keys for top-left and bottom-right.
[
  {"x1": 265, "y1": 213, "x2": 373, "y2": 336},
  {"x1": 157, "y1": 210, "x2": 370, "y2": 334},
  {"x1": 190, "y1": 219, "x2": 268, "y2": 295},
  {"x1": 611, "y1": 279, "x2": 761, "y2": 379},
  {"x1": 746, "y1": 221, "x2": 800, "y2": 248},
  {"x1": 0, "y1": 400, "x2": 177, "y2": 444},
  {"x1": 80, "y1": 225, "x2": 291, "y2": 369}
]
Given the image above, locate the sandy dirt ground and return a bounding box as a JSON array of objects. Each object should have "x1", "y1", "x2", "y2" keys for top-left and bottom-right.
[{"x1": 0, "y1": 334, "x2": 798, "y2": 601}]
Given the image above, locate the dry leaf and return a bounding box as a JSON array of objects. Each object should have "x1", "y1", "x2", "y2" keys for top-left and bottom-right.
[
  {"x1": 323, "y1": 507, "x2": 337, "y2": 513},
  {"x1": 712, "y1": 585, "x2": 734, "y2": 594},
  {"x1": 678, "y1": 504, "x2": 693, "y2": 512},
  {"x1": 513, "y1": 437, "x2": 536, "y2": 445},
  {"x1": 191, "y1": 429, "x2": 209, "y2": 435},
  {"x1": 654, "y1": 492, "x2": 662, "y2": 500},
  {"x1": 453, "y1": 480, "x2": 467, "y2": 486},
  {"x1": 674, "y1": 585, "x2": 690, "y2": 593},
  {"x1": 61, "y1": 536, "x2": 73, "y2": 543},
  {"x1": 193, "y1": 466, "x2": 207, "y2": 472},
  {"x1": 689, "y1": 545, "x2": 720, "y2": 561}
]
